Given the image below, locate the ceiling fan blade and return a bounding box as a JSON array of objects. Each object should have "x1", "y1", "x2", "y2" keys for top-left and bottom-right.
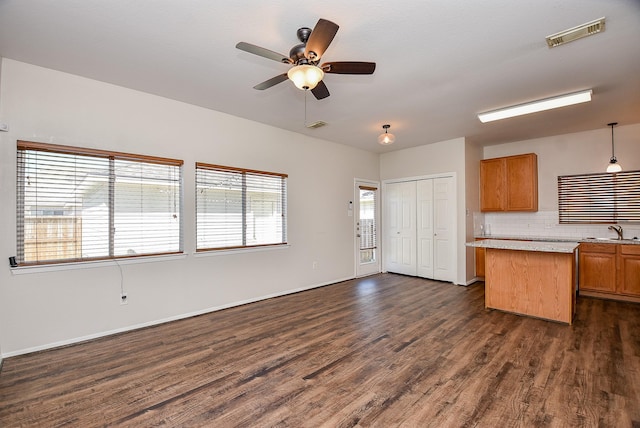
[
  {"x1": 311, "y1": 80, "x2": 330, "y2": 100},
  {"x1": 236, "y1": 42, "x2": 293, "y2": 64},
  {"x1": 322, "y1": 61, "x2": 376, "y2": 75},
  {"x1": 304, "y1": 19, "x2": 339, "y2": 61},
  {"x1": 253, "y1": 73, "x2": 289, "y2": 90}
]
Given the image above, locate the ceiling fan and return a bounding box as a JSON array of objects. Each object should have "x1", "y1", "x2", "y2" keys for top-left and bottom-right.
[{"x1": 236, "y1": 18, "x2": 376, "y2": 100}]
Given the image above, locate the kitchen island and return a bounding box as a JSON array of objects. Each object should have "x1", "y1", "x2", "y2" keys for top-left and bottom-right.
[{"x1": 467, "y1": 239, "x2": 579, "y2": 324}]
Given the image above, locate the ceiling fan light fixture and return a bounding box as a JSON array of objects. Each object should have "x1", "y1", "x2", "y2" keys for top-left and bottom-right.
[
  {"x1": 287, "y1": 64, "x2": 324, "y2": 90},
  {"x1": 477, "y1": 89, "x2": 592, "y2": 123},
  {"x1": 606, "y1": 122, "x2": 622, "y2": 173},
  {"x1": 378, "y1": 124, "x2": 395, "y2": 145}
]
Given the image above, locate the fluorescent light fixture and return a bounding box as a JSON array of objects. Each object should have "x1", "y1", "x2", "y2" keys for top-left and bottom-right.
[{"x1": 477, "y1": 89, "x2": 592, "y2": 123}]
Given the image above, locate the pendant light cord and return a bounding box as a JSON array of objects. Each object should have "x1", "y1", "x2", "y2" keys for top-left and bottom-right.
[{"x1": 610, "y1": 123, "x2": 615, "y2": 158}]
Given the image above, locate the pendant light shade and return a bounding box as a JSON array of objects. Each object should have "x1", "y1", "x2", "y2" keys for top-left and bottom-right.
[
  {"x1": 287, "y1": 64, "x2": 324, "y2": 90},
  {"x1": 606, "y1": 122, "x2": 622, "y2": 173},
  {"x1": 378, "y1": 124, "x2": 395, "y2": 145}
]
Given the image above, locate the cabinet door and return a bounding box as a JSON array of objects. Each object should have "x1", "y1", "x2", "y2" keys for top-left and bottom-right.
[
  {"x1": 618, "y1": 245, "x2": 640, "y2": 296},
  {"x1": 480, "y1": 158, "x2": 505, "y2": 211},
  {"x1": 475, "y1": 246, "x2": 485, "y2": 277},
  {"x1": 579, "y1": 243, "x2": 617, "y2": 292},
  {"x1": 506, "y1": 154, "x2": 538, "y2": 211}
]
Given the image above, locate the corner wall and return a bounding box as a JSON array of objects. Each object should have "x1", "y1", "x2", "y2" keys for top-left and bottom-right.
[{"x1": 0, "y1": 59, "x2": 380, "y2": 356}]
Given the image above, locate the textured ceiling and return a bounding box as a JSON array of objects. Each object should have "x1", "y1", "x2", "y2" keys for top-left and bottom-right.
[{"x1": 0, "y1": 0, "x2": 639, "y2": 153}]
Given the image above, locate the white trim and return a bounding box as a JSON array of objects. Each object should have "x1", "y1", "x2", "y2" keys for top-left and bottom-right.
[
  {"x1": 354, "y1": 178, "x2": 381, "y2": 278},
  {"x1": 382, "y1": 172, "x2": 455, "y2": 185},
  {"x1": 10, "y1": 253, "x2": 188, "y2": 275},
  {"x1": 1, "y1": 275, "x2": 353, "y2": 358}
]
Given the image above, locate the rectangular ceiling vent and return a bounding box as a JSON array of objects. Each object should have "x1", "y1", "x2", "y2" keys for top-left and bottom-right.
[
  {"x1": 306, "y1": 120, "x2": 327, "y2": 129},
  {"x1": 546, "y1": 17, "x2": 605, "y2": 48}
]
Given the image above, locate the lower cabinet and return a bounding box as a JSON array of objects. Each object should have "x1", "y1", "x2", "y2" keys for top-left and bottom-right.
[
  {"x1": 619, "y1": 245, "x2": 640, "y2": 296},
  {"x1": 475, "y1": 238, "x2": 486, "y2": 278},
  {"x1": 579, "y1": 243, "x2": 617, "y2": 293},
  {"x1": 579, "y1": 242, "x2": 640, "y2": 300}
]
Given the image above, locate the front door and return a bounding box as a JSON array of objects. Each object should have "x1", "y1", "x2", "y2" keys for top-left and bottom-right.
[{"x1": 355, "y1": 182, "x2": 380, "y2": 277}]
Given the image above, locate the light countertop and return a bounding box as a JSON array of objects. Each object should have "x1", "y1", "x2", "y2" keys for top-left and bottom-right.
[
  {"x1": 473, "y1": 234, "x2": 640, "y2": 246},
  {"x1": 466, "y1": 239, "x2": 579, "y2": 254}
]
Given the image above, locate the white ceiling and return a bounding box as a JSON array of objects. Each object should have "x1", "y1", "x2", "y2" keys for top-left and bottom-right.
[{"x1": 1, "y1": 0, "x2": 639, "y2": 153}]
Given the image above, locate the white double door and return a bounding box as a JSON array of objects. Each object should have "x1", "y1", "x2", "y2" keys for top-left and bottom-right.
[{"x1": 384, "y1": 176, "x2": 455, "y2": 281}]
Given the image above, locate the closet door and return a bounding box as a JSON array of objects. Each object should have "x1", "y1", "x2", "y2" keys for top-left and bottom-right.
[
  {"x1": 384, "y1": 181, "x2": 417, "y2": 276},
  {"x1": 433, "y1": 177, "x2": 455, "y2": 281},
  {"x1": 416, "y1": 180, "x2": 434, "y2": 278}
]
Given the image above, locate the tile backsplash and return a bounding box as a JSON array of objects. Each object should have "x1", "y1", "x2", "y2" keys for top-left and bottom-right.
[{"x1": 474, "y1": 211, "x2": 640, "y2": 240}]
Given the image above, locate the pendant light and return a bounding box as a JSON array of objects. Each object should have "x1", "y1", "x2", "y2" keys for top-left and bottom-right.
[
  {"x1": 606, "y1": 122, "x2": 622, "y2": 173},
  {"x1": 378, "y1": 124, "x2": 395, "y2": 145}
]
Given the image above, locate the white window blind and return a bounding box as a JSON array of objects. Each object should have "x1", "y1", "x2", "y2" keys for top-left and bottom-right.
[
  {"x1": 196, "y1": 163, "x2": 287, "y2": 251},
  {"x1": 16, "y1": 141, "x2": 183, "y2": 265},
  {"x1": 359, "y1": 186, "x2": 377, "y2": 251},
  {"x1": 558, "y1": 170, "x2": 640, "y2": 224}
]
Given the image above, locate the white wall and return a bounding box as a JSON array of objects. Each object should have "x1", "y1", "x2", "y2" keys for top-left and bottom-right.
[
  {"x1": 379, "y1": 137, "x2": 471, "y2": 285},
  {"x1": 483, "y1": 124, "x2": 640, "y2": 210},
  {"x1": 0, "y1": 59, "x2": 380, "y2": 356}
]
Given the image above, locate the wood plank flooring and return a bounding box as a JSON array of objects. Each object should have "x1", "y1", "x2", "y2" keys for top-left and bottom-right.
[{"x1": 1, "y1": 273, "x2": 639, "y2": 427}]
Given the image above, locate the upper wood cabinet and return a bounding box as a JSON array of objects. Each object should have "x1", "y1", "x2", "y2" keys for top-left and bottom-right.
[{"x1": 480, "y1": 153, "x2": 538, "y2": 212}]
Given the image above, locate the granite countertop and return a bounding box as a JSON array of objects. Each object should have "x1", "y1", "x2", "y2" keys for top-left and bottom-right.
[
  {"x1": 473, "y1": 234, "x2": 578, "y2": 242},
  {"x1": 466, "y1": 239, "x2": 580, "y2": 254},
  {"x1": 474, "y1": 234, "x2": 640, "y2": 246}
]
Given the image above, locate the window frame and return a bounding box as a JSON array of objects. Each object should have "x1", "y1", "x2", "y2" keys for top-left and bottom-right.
[
  {"x1": 195, "y1": 162, "x2": 288, "y2": 252},
  {"x1": 16, "y1": 141, "x2": 184, "y2": 267}
]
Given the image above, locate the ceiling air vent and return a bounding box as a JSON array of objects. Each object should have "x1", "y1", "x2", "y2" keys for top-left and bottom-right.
[
  {"x1": 306, "y1": 120, "x2": 327, "y2": 129},
  {"x1": 546, "y1": 17, "x2": 605, "y2": 48}
]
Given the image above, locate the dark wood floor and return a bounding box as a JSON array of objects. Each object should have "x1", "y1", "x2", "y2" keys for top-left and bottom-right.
[{"x1": 1, "y1": 273, "x2": 639, "y2": 427}]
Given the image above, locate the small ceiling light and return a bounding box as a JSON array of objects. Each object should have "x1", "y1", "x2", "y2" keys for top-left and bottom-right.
[
  {"x1": 287, "y1": 64, "x2": 324, "y2": 90},
  {"x1": 606, "y1": 122, "x2": 622, "y2": 173},
  {"x1": 378, "y1": 124, "x2": 396, "y2": 145},
  {"x1": 477, "y1": 89, "x2": 592, "y2": 123}
]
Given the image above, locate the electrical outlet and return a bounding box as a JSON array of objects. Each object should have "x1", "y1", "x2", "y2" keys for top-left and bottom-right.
[
  {"x1": 312, "y1": 261, "x2": 318, "y2": 270},
  {"x1": 120, "y1": 293, "x2": 128, "y2": 305}
]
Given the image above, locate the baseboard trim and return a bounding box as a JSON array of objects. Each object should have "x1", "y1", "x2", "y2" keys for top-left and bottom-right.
[{"x1": 2, "y1": 276, "x2": 354, "y2": 359}]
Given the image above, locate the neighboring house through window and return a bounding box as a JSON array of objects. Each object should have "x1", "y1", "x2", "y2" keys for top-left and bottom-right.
[
  {"x1": 196, "y1": 162, "x2": 287, "y2": 251},
  {"x1": 16, "y1": 141, "x2": 183, "y2": 266}
]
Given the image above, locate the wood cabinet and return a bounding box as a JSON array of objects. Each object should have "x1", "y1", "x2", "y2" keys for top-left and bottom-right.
[
  {"x1": 619, "y1": 245, "x2": 640, "y2": 296},
  {"x1": 480, "y1": 153, "x2": 538, "y2": 212},
  {"x1": 579, "y1": 242, "x2": 640, "y2": 301},
  {"x1": 475, "y1": 238, "x2": 486, "y2": 277},
  {"x1": 579, "y1": 243, "x2": 617, "y2": 293},
  {"x1": 485, "y1": 247, "x2": 576, "y2": 324}
]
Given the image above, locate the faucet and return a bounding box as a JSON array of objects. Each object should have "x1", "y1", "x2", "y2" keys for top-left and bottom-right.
[{"x1": 608, "y1": 225, "x2": 623, "y2": 240}]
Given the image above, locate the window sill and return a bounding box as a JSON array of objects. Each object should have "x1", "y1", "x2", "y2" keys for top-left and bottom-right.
[
  {"x1": 10, "y1": 253, "x2": 188, "y2": 275},
  {"x1": 194, "y1": 244, "x2": 290, "y2": 258}
]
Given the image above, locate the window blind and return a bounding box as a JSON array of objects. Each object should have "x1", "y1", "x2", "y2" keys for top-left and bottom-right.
[
  {"x1": 16, "y1": 141, "x2": 183, "y2": 265},
  {"x1": 558, "y1": 170, "x2": 640, "y2": 224},
  {"x1": 196, "y1": 163, "x2": 287, "y2": 251},
  {"x1": 358, "y1": 185, "x2": 377, "y2": 252}
]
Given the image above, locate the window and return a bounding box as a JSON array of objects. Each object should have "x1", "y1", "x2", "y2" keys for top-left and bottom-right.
[
  {"x1": 558, "y1": 170, "x2": 640, "y2": 224},
  {"x1": 16, "y1": 141, "x2": 183, "y2": 266},
  {"x1": 196, "y1": 163, "x2": 287, "y2": 251},
  {"x1": 358, "y1": 185, "x2": 377, "y2": 264}
]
